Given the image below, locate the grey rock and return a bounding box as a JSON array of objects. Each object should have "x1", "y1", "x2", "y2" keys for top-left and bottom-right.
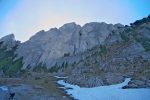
[
  {"x1": 105, "y1": 73, "x2": 124, "y2": 85},
  {"x1": 0, "y1": 34, "x2": 20, "y2": 50},
  {"x1": 66, "y1": 75, "x2": 104, "y2": 87},
  {"x1": 104, "y1": 33, "x2": 122, "y2": 45},
  {"x1": 121, "y1": 41, "x2": 145, "y2": 56},
  {"x1": 16, "y1": 22, "x2": 120, "y2": 69},
  {"x1": 114, "y1": 23, "x2": 124, "y2": 28}
]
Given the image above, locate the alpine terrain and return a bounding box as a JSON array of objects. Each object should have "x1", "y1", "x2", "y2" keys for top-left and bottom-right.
[{"x1": 0, "y1": 15, "x2": 150, "y2": 100}]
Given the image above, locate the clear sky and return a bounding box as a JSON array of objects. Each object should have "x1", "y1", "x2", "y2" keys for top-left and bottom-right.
[{"x1": 0, "y1": 0, "x2": 150, "y2": 42}]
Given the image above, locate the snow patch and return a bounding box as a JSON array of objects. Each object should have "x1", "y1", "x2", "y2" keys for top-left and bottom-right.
[
  {"x1": 57, "y1": 78, "x2": 150, "y2": 100},
  {"x1": 0, "y1": 86, "x2": 8, "y2": 91},
  {"x1": 54, "y1": 76, "x2": 68, "y2": 79}
]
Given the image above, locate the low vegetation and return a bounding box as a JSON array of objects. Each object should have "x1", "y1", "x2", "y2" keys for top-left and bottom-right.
[
  {"x1": 64, "y1": 52, "x2": 70, "y2": 57},
  {"x1": 33, "y1": 63, "x2": 47, "y2": 73},
  {"x1": 0, "y1": 46, "x2": 23, "y2": 77},
  {"x1": 135, "y1": 36, "x2": 150, "y2": 51},
  {"x1": 120, "y1": 32, "x2": 130, "y2": 42},
  {"x1": 130, "y1": 15, "x2": 150, "y2": 26},
  {"x1": 49, "y1": 62, "x2": 68, "y2": 73},
  {"x1": 100, "y1": 45, "x2": 107, "y2": 54},
  {"x1": 33, "y1": 62, "x2": 69, "y2": 73}
]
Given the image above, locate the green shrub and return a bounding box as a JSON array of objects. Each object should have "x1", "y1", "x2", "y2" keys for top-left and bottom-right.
[
  {"x1": 48, "y1": 63, "x2": 59, "y2": 73},
  {"x1": 5, "y1": 58, "x2": 23, "y2": 76},
  {"x1": 130, "y1": 15, "x2": 150, "y2": 26},
  {"x1": 49, "y1": 66, "x2": 59, "y2": 73},
  {"x1": 44, "y1": 79, "x2": 48, "y2": 83},
  {"x1": 35, "y1": 77, "x2": 41, "y2": 80},
  {"x1": 48, "y1": 62, "x2": 68, "y2": 73},
  {"x1": 100, "y1": 45, "x2": 107, "y2": 54},
  {"x1": 60, "y1": 62, "x2": 68, "y2": 71},
  {"x1": 120, "y1": 33, "x2": 129, "y2": 42},
  {"x1": 61, "y1": 62, "x2": 68, "y2": 68},
  {"x1": 0, "y1": 58, "x2": 12, "y2": 73},
  {"x1": 0, "y1": 46, "x2": 23, "y2": 77},
  {"x1": 64, "y1": 53, "x2": 70, "y2": 57},
  {"x1": 142, "y1": 42, "x2": 150, "y2": 51},
  {"x1": 33, "y1": 63, "x2": 47, "y2": 73},
  {"x1": 0, "y1": 42, "x2": 3, "y2": 47},
  {"x1": 135, "y1": 36, "x2": 150, "y2": 51}
]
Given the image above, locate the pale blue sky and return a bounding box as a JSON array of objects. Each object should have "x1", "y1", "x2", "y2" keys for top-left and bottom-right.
[{"x1": 0, "y1": 0, "x2": 150, "y2": 42}]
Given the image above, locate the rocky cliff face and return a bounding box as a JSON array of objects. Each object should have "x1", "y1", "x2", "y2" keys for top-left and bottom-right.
[{"x1": 16, "y1": 22, "x2": 122, "y2": 69}]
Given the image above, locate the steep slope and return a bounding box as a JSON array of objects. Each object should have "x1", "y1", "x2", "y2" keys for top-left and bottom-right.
[{"x1": 16, "y1": 22, "x2": 122, "y2": 69}]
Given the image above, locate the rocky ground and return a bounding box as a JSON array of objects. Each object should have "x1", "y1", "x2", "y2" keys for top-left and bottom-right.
[{"x1": 0, "y1": 73, "x2": 74, "y2": 100}]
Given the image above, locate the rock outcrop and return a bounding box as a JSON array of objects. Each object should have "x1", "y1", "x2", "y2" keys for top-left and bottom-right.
[
  {"x1": 0, "y1": 34, "x2": 20, "y2": 50},
  {"x1": 16, "y1": 22, "x2": 122, "y2": 69}
]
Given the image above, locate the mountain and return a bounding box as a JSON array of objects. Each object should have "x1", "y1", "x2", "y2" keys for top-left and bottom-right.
[
  {"x1": 0, "y1": 15, "x2": 150, "y2": 88},
  {"x1": 16, "y1": 22, "x2": 123, "y2": 69}
]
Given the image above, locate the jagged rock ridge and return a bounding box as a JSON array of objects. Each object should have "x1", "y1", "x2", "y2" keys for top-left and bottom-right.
[{"x1": 16, "y1": 22, "x2": 123, "y2": 69}]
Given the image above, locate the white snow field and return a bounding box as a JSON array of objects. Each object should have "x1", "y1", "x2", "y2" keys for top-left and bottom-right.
[{"x1": 58, "y1": 78, "x2": 150, "y2": 100}]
